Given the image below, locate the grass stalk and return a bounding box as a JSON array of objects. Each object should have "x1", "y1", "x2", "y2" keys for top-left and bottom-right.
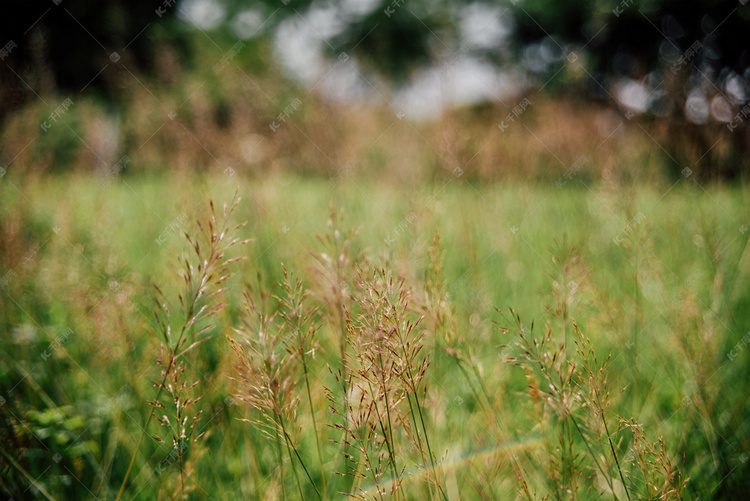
[
  {"x1": 367, "y1": 380, "x2": 401, "y2": 497},
  {"x1": 569, "y1": 414, "x2": 619, "y2": 500},
  {"x1": 277, "y1": 430, "x2": 288, "y2": 501},
  {"x1": 602, "y1": 412, "x2": 632, "y2": 501},
  {"x1": 409, "y1": 381, "x2": 447, "y2": 501},
  {"x1": 301, "y1": 349, "x2": 328, "y2": 497},
  {"x1": 280, "y1": 413, "x2": 325, "y2": 501}
]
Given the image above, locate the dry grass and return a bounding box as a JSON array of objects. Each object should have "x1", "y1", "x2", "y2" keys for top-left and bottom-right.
[{"x1": 187, "y1": 199, "x2": 687, "y2": 500}]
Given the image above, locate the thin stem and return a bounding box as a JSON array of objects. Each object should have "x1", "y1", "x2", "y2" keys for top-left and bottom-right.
[
  {"x1": 567, "y1": 414, "x2": 577, "y2": 499},
  {"x1": 406, "y1": 393, "x2": 435, "y2": 501},
  {"x1": 348, "y1": 427, "x2": 368, "y2": 496},
  {"x1": 280, "y1": 414, "x2": 324, "y2": 501},
  {"x1": 282, "y1": 427, "x2": 305, "y2": 501},
  {"x1": 367, "y1": 381, "x2": 401, "y2": 495},
  {"x1": 400, "y1": 342, "x2": 447, "y2": 501},
  {"x1": 602, "y1": 412, "x2": 632, "y2": 501},
  {"x1": 406, "y1": 394, "x2": 424, "y2": 456},
  {"x1": 336, "y1": 292, "x2": 350, "y2": 493},
  {"x1": 0, "y1": 448, "x2": 57, "y2": 501},
  {"x1": 277, "y1": 428, "x2": 287, "y2": 501},
  {"x1": 179, "y1": 452, "x2": 185, "y2": 500},
  {"x1": 411, "y1": 387, "x2": 448, "y2": 501},
  {"x1": 301, "y1": 351, "x2": 327, "y2": 497},
  {"x1": 569, "y1": 414, "x2": 619, "y2": 501},
  {"x1": 116, "y1": 353, "x2": 175, "y2": 501},
  {"x1": 469, "y1": 360, "x2": 496, "y2": 411},
  {"x1": 453, "y1": 355, "x2": 499, "y2": 431}
]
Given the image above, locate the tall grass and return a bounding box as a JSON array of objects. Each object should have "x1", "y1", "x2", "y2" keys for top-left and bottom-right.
[
  {"x1": 117, "y1": 193, "x2": 249, "y2": 500},
  {"x1": 0, "y1": 173, "x2": 747, "y2": 499}
]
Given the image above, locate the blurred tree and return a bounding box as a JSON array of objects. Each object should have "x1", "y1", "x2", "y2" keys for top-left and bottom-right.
[
  {"x1": 4, "y1": 0, "x2": 747, "y2": 117},
  {"x1": 0, "y1": 0, "x2": 184, "y2": 121},
  {"x1": 2, "y1": 0, "x2": 749, "y2": 175},
  {"x1": 508, "y1": 0, "x2": 750, "y2": 177},
  {"x1": 216, "y1": 1, "x2": 749, "y2": 117},
  {"x1": 214, "y1": 0, "x2": 460, "y2": 83}
]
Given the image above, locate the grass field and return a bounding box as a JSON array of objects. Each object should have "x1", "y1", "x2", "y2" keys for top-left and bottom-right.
[{"x1": 1, "y1": 171, "x2": 748, "y2": 499}]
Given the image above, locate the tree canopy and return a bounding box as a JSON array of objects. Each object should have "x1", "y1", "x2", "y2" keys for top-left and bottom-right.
[{"x1": 2, "y1": 0, "x2": 749, "y2": 125}]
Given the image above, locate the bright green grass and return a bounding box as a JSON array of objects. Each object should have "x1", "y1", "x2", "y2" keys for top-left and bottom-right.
[{"x1": 0, "y1": 172, "x2": 748, "y2": 499}]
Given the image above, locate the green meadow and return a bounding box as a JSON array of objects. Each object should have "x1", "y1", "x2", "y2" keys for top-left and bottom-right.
[{"x1": 1, "y1": 172, "x2": 748, "y2": 499}]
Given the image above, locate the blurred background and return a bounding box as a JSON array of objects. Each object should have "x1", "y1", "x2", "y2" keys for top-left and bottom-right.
[
  {"x1": 1, "y1": 0, "x2": 749, "y2": 181},
  {"x1": 2, "y1": 1, "x2": 750, "y2": 500}
]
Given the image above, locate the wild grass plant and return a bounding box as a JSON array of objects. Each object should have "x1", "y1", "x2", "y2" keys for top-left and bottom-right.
[
  {"x1": 118, "y1": 194, "x2": 250, "y2": 500},
  {"x1": 0, "y1": 173, "x2": 747, "y2": 499}
]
